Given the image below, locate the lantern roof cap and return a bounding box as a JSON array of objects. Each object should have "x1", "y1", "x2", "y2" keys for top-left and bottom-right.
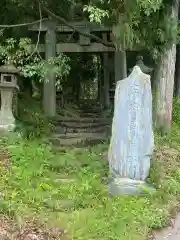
[
  {"x1": 136, "y1": 55, "x2": 153, "y2": 74},
  {"x1": 0, "y1": 62, "x2": 20, "y2": 74}
]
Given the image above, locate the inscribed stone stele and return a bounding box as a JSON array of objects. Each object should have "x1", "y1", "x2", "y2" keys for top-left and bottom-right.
[{"x1": 108, "y1": 66, "x2": 154, "y2": 195}]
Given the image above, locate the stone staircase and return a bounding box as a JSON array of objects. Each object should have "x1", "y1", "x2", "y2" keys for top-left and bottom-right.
[{"x1": 50, "y1": 113, "x2": 112, "y2": 147}]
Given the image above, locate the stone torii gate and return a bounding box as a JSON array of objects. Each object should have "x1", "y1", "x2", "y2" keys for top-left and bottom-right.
[{"x1": 29, "y1": 19, "x2": 127, "y2": 116}]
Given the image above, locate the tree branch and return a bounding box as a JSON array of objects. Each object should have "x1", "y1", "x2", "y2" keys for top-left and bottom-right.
[
  {"x1": 42, "y1": 5, "x2": 115, "y2": 48},
  {"x1": 0, "y1": 18, "x2": 48, "y2": 28},
  {"x1": 27, "y1": 1, "x2": 43, "y2": 60}
]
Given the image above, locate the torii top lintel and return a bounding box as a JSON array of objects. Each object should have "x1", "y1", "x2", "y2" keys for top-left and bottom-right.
[{"x1": 28, "y1": 19, "x2": 111, "y2": 33}]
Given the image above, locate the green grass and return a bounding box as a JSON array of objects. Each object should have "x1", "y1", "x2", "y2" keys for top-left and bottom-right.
[
  {"x1": 0, "y1": 126, "x2": 179, "y2": 240},
  {"x1": 0, "y1": 100, "x2": 179, "y2": 239}
]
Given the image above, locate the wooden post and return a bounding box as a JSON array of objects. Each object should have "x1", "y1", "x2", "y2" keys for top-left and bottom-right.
[
  {"x1": 103, "y1": 34, "x2": 110, "y2": 108},
  {"x1": 114, "y1": 51, "x2": 127, "y2": 83},
  {"x1": 44, "y1": 21, "x2": 56, "y2": 117},
  {"x1": 79, "y1": 27, "x2": 90, "y2": 46}
]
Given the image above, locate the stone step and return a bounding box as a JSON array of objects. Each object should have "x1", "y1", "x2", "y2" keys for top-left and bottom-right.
[
  {"x1": 50, "y1": 138, "x2": 106, "y2": 147},
  {"x1": 79, "y1": 113, "x2": 100, "y2": 118},
  {"x1": 49, "y1": 132, "x2": 107, "y2": 146},
  {"x1": 52, "y1": 117, "x2": 111, "y2": 124},
  {"x1": 52, "y1": 132, "x2": 107, "y2": 139},
  {"x1": 55, "y1": 125, "x2": 110, "y2": 134},
  {"x1": 54, "y1": 120, "x2": 110, "y2": 129}
]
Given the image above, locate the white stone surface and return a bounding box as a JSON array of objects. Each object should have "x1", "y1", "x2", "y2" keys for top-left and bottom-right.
[
  {"x1": 108, "y1": 177, "x2": 155, "y2": 195},
  {"x1": 108, "y1": 66, "x2": 154, "y2": 185},
  {"x1": 0, "y1": 87, "x2": 16, "y2": 132}
]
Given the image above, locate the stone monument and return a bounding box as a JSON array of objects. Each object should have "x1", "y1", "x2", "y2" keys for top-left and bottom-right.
[
  {"x1": 0, "y1": 63, "x2": 19, "y2": 132},
  {"x1": 108, "y1": 66, "x2": 154, "y2": 195}
]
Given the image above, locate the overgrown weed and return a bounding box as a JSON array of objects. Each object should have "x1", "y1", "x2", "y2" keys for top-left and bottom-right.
[{"x1": 0, "y1": 101, "x2": 179, "y2": 239}]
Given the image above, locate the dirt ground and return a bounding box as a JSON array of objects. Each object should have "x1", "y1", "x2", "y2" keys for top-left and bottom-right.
[
  {"x1": 0, "y1": 217, "x2": 67, "y2": 240},
  {"x1": 153, "y1": 215, "x2": 180, "y2": 240}
]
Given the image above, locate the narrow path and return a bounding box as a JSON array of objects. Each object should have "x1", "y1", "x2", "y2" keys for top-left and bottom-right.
[{"x1": 153, "y1": 216, "x2": 180, "y2": 240}]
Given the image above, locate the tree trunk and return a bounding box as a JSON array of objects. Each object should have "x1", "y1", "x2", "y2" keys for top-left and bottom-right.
[
  {"x1": 155, "y1": 0, "x2": 179, "y2": 133},
  {"x1": 175, "y1": 44, "x2": 180, "y2": 97}
]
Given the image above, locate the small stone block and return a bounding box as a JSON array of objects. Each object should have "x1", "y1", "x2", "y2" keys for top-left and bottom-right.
[{"x1": 108, "y1": 178, "x2": 156, "y2": 196}]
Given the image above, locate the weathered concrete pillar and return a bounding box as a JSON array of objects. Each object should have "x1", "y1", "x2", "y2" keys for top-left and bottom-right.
[
  {"x1": 44, "y1": 21, "x2": 56, "y2": 117},
  {"x1": 114, "y1": 51, "x2": 127, "y2": 83}
]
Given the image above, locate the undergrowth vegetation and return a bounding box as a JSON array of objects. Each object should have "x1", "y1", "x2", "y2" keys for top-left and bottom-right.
[
  {"x1": 15, "y1": 95, "x2": 53, "y2": 139},
  {"x1": 0, "y1": 100, "x2": 179, "y2": 239}
]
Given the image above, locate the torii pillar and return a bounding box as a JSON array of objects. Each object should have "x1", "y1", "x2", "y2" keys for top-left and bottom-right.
[
  {"x1": 43, "y1": 21, "x2": 57, "y2": 117},
  {"x1": 114, "y1": 51, "x2": 127, "y2": 83}
]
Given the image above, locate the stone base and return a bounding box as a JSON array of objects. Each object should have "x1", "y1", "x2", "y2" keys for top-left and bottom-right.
[
  {"x1": 0, "y1": 123, "x2": 16, "y2": 133},
  {"x1": 108, "y1": 178, "x2": 156, "y2": 196}
]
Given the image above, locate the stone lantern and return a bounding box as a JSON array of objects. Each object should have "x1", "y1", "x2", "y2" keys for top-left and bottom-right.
[
  {"x1": 129, "y1": 55, "x2": 154, "y2": 74},
  {"x1": 136, "y1": 55, "x2": 153, "y2": 74},
  {"x1": 0, "y1": 63, "x2": 20, "y2": 132}
]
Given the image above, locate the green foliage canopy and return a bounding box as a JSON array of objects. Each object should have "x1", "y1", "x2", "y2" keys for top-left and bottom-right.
[
  {"x1": 0, "y1": 0, "x2": 178, "y2": 59},
  {"x1": 83, "y1": 0, "x2": 178, "y2": 58},
  {"x1": 0, "y1": 37, "x2": 71, "y2": 88}
]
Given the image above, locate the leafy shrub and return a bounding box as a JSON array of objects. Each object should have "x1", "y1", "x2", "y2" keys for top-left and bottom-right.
[
  {"x1": 15, "y1": 96, "x2": 53, "y2": 139},
  {"x1": 0, "y1": 37, "x2": 71, "y2": 90},
  {"x1": 173, "y1": 98, "x2": 180, "y2": 126}
]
